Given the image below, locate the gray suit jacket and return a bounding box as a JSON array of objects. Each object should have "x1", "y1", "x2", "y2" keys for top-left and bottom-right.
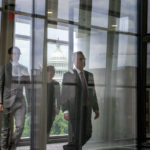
[
  {"x1": 61, "y1": 69, "x2": 99, "y2": 120},
  {"x1": 0, "y1": 62, "x2": 30, "y2": 108}
]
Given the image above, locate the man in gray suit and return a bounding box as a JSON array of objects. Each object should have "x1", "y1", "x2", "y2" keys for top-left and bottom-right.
[
  {"x1": 62, "y1": 51, "x2": 99, "y2": 150},
  {"x1": 0, "y1": 47, "x2": 30, "y2": 150}
]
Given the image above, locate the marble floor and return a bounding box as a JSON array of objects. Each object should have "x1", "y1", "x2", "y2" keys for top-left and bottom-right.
[{"x1": 17, "y1": 142, "x2": 137, "y2": 150}]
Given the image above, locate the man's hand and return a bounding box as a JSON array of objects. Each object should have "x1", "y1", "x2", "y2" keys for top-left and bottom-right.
[
  {"x1": 0, "y1": 104, "x2": 3, "y2": 112},
  {"x1": 64, "y1": 112, "x2": 69, "y2": 121},
  {"x1": 94, "y1": 111, "x2": 99, "y2": 120}
]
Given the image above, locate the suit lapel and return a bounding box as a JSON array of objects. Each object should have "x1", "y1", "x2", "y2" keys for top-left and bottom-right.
[
  {"x1": 73, "y1": 69, "x2": 89, "y2": 85},
  {"x1": 83, "y1": 70, "x2": 88, "y2": 84},
  {"x1": 73, "y1": 69, "x2": 80, "y2": 82},
  {"x1": 6, "y1": 62, "x2": 12, "y2": 81}
]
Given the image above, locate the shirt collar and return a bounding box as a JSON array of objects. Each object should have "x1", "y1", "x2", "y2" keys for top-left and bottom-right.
[
  {"x1": 10, "y1": 61, "x2": 19, "y2": 66},
  {"x1": 73, "y1": 65, "x2": 83, "y2": 74}
]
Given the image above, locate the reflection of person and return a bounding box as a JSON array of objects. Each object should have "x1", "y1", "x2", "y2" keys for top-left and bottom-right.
[
  {"x1": 0, "y1": 47, "x2": 30, "y2": 150},
  {"x1": 47, "y1": 66, "x2": 60, "y2": 140},
  {"x1": 62, "y1": 51, "x2": 99, "y2": 150}
]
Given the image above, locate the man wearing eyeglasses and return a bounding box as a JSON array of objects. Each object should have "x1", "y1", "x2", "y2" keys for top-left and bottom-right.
[
  {"x1": 0, "y1": 47, "x2": 30, "y2": 150},
  {"x1": 62, "y1": 51, "x2": 99, "y2": 150}
]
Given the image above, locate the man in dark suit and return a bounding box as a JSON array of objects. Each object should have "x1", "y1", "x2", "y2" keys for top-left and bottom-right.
[
  {"x1": 47, "y1": 65, "x2": 60, "y2": 141},
  {"x1": 0, "y1": 47, "x2": 30, "y2": 150},
  {"x1": 62, "y1": 51, "x2": 99, "y2": 150}
]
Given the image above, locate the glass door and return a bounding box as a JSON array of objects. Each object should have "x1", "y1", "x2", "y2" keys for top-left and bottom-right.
[{"x1": 0, "y1": 0, "x2": 139, "y2": 149}]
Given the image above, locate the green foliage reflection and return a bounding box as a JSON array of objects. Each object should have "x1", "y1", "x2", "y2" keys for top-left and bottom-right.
[{"x1": 22, "y1": 110, "x2": 68, "y2": 137}]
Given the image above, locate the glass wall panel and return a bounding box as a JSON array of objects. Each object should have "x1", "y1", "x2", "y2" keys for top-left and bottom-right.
[
  {"x1": 89, "y1": 29, "x2": 107, "y2": 70},
  {"x1": 58, "y1": 0, "x2": 79, "y2": 22},
  {"x1": 35, "y1": 0, "x2": 45, "y2": 15},
  {"x1": 91, "y1": 0, "x2": 137, "y2": 33},
  {"x1": 146, "y1": 44, "x2": 150, "y2": 139},
  {"x1": 91, "y1": 0, "x2": 109, "y2": 28},
  {"x1": 31, "y1": 18, "x2": 47, "y2": 150},
  {"x1": 15, "y1": 0, "x2": 33, "y2": 13},
  {"x1": 15, "y1": 39, "x2": 31, "y2": 74},
  {"x1": 120, "y1": 0, "x2": 137, "y2": 33},
  {"x1": 14, "y1": 38, "x2": 31, "y2": 138},
  {"x1": 47, "y1": 25, "x2": 69, "y2": 42},
  {"x1": 0, "y1": 0, "x2": 139, "y2": 149},
  {"x1": 15, "y1": 0, "x2": 45, "y2": 14},
  {"x1": 59, "y1": 26, "x2": 137, "y2": 150},
  {"x1": 0, "y1": 7, "x2": 32, "y2": 150},
  {"x1": 15, "y1": 22, "x2": 31, "y2": 36},
  {"x1": 13, "y1": 16, "x2": 32, "y2": 141},
  {"x1": 47, "y1": 24, "x2": 69, "y2": 141},
  {"x1": 114, "y1": 34, "x2": 137, "y2": 87},
  {"x1": 47, "y1": 0, "x2": 79, "y2": 22},
  {"x1": 113, "y1": 88, "x2": 136, "y2": 139}
]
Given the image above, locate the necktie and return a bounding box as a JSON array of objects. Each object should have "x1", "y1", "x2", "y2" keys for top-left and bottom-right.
[{"x1": 80, "y1": 71, "x2": 88, "y2": 105}]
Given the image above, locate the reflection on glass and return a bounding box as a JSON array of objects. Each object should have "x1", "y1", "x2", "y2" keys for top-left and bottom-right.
[
  {"x1": 120, "y1": 0, "x2": 137, "y2": 33},
  {"x1": 91, "y1": 12, "x2": 108, "y2": 28},
  {"x1": 57, "y1": 0, "x2": 79, "y2": 22},
  {"x1": 89, "y1": 29, "x2": 107, "y2": 69},
  {"x1": 47, "y1": 25, "x2": 69, "y2": 142},
  {"x1": 14, "y1": 17, "x2": 31, "y2": 139},
  {"x1": 113, "y1": 88, "x2": 136, "y2": 139},
  {"x1": 46, "y1": 66, "x2": 61, "y2": 140},
  {"x1": 35, "y1": 0, "x2": 45, "y2": 15},
  {"x1": 0, "y1": 0, "x2": 138, "y2": 149},
  {"x1": 0, "y1": 47, "x2": 31, "y2": 149},
  {"x1": 117, "y1": 35, "x2": 137, "y2": 55},
  {"x1": 15, "y1": 39, "x2": 31, "y2": 75},
  {"x1": 47, "y1": 0, "x2": 79, "y2": 21},
  {"x1": 15, "y1": 0, "x2": 45, "y2": 15},
  {"x1": 117, "y1": 55, "x2": 136, "y2": 68},
  {"x1": 91, "y1": 0, "x2": 137, "y2": 33},
  {"x1": 91, "y1": 0, "x2": 109, "y2": 28},
  {"x1": 112, "y1": 35, "x2": 137, "y2": 89},
  {"x1": 61, "y1": 51, "x2": 99, "y2": 150},
  {"x1": 30, "y1": 18, "x2": 47, "y2": 150},
  {"x1": 47, "y1": 43, "x2": 68, "y2": 82},
  {"x1": 15, "y1": 0, "x2": 32, "y2": 13},
  {"x1": 48, "y1": 26, "x2": 69, "y2": 42},
  {"x1": 59, "y1": 24, "x2": 137, "y2": 150},
  {"x1": 117, "y1": 35, "x2": 137, "y2": 71}
]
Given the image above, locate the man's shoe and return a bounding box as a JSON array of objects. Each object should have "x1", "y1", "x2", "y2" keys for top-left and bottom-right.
[{"x1": 63, "y1": 144, "x2": 80, "y2": 150}]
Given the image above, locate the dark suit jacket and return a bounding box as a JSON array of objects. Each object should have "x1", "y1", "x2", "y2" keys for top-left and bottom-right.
[
  {"x1": 47, "y1": 80, "x2": 60, "y2": 133},
  {"x1": 0, "y1": 62, "x2": 30, "y2": 108},
  {"x1": 61, "y1": 69, "x2": 99, "y2": 122},
  {"x1": 47, "y1": 80, "x2": 60, "y2": 118}
]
